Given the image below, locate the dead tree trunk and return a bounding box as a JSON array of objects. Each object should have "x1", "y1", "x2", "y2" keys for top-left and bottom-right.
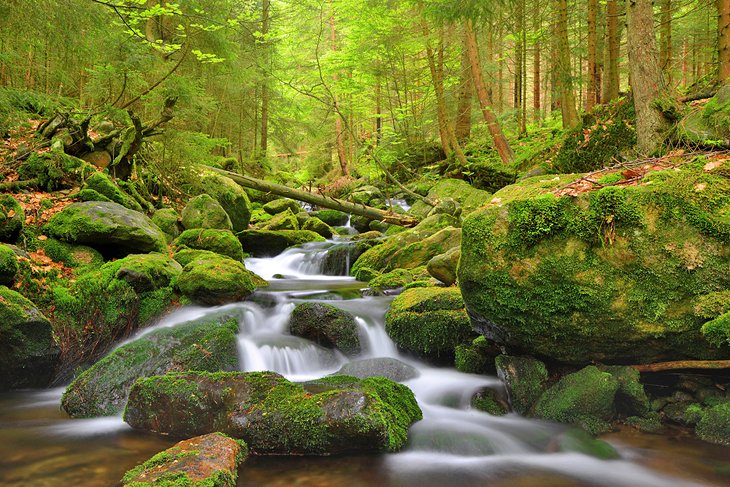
[{"x1": 204, "y1": 166, "x2": 422, "y2": 227}]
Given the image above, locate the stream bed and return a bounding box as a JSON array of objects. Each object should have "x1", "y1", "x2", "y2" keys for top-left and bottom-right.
[{"x1": 1, "y1": 241, "x2": 729, "y2": 486}]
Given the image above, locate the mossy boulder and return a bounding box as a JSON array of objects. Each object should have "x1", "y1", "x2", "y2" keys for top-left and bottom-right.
[
  {"x1": 350, "y1": 185, "x2": 383, "y2": 205},
  {"x1": 352, "y1": 226, "x2": 461, "y2": 276},
  {"x1": 42, "y1": 238, "x2": 104, "y2": 269},
  {"x1": 455, "y1": 336, "x2": 498, "y2": 375},
  {"x1": 199, "y1": 173, "x2": 251, "y2": 232},
  {"x1": 427, "y1": 247, "x2": 460, "y2": 286},
  {"x1": 112, "y1": 253, "x2": 182, "y2": 293},
  {"x1": 17, "y1": 149, "x2": 94, "y2": 192},
  {"x1": 334, "y1": 358, "x2": 419, "y2": 382},
  {"x1": 695, "y1": 400, "x2": 730, "y2": 446},
  {"x1": 263, "y1": 198, "x2": 301, "y2": 215},
  {"x1": 182, "y1": 194, "x2": 232, "y2": 231},
  {"x1": 0, "y1": 286, "x2": 57, "y2": 390},
  {"x1": 409, "y1": 179, "x2": 492, "y2": 219},
  {"x1": 534, "y1": 366, "x2": 620, "y2": 435},
  {"x1": 314, "y1": 209, "x2": 349, "y2": 226},
  {"x1": 124, "y1": 371, "x2": 422, "y2": 454},
  {"x1": 151, "y1": 208, "x2": 181, "y2": 242},
  {"x1": 289, "y1": 303, "x2": 361, "y2": 356},
  {"x1": 459, "y1": 161, "x2": 730, "y2": 364},
  {"x1": 321, "y1": 239, "x2": 380, "y2": 276},
  {"x1": 369, "y1": 268, "x2": 413, "y2": 292},
  {"x1": 262, "y1": 209, "x2": 299, "y2": 231},
  {"x1": 172, "y1": 249, "x2": 224, "y2": 268},
  {"x1": 0, "y1": 244, "x2": 19, "y2": 285},
  {"x1": 678, "y1": 84, "x2": 730, "y2": 146},
  {"x1": 82, "y1": 172, "x2": 142, "y2": 212},
  {"x1": 0, "y1": 195, "x2": 24, "y2": 243},
  {"x1": 495, "y1": 355, "x2": 548, "y2": 415},
  {"x1": 122, "y1": 433, "x2": 247, "y2": 487},
  {"x1": 238, "y1": 230, "x2": 325, "y2": 257},
  {"x1": 600, "y1": 365, "x2": 651, "y2": 417},
  {"x1": 175, "y1": 254, "x2": 267, "y2": 305},
  {"x1": 385, "y1": 287, "x2": 473, "y2": 358},
  {"x1": 44, "y1": 201, "x2": 167, "y2": 255},
  {"x1": 173, "y1": 228, "x2": 244, "y2": 262},
  {"x1": 61, "y1": 315, "x2": 240, "y2": 418},
  {"x1": 302, "y1": 217, "x2": 334, "y2": 238},
  {"x1": 471, "y1": 387, "x2": 510, "y2": 416}
]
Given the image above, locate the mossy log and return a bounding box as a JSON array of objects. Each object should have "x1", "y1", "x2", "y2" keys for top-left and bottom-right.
[
  {"x1": 203, "y1": 166, "x2": 421, "y2": 228},
  {"x1": 631, "y1": 360, "x2": 730, "y2": 372}
]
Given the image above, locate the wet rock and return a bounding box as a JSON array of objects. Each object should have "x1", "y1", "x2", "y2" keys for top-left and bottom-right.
[
  {"x1": 289, "y1": 302, "x2": 360, "y2": 356},
  {"x1": 122, "y1": 432, "x2": 247, "y2": 486},
  {"x1": 695, "y1": 400, "x2": 730, "y2": 446},
  {"x1": 427, "y1": 247, "x2": 460, "y2": 286},
  {"x1": 549, "y1": 429, "x2": 619, "y2": 459},
  {"x1": 44, "y1": 201, "x2": 167, "y2": 255},
  {"x1": 239, "y1": 230, "x2": 325, "y2": 257},
  {"x1": 471, "y1": 387, "x2": 509, "y2": 416},
  {"x1": 61, "y1": 315, "x2": 240, "y2": 417},
  {"x1": 535, "y1": 365, "x2": 619, "y2": 435},
  {"x1": 151, "y1": 208, "x2": 181, "y2": 242},
  {"x1": 199, "y1": 173, "x2": 252, "y2": 232},
  {"x1": 335, "y1": 357, "x2": 419, "y2": 382},
  {"x1": 0, "y1": 195, "x2": 24, "y2": 243},
  {"x1": 0, "y1": 286, "x2": 57, "y2": 390},
  {"x1": 173, "y1": 228, "x2": 244, "y2": 262},
  {"x1": 182, "y1": 194, "x2": 232, "y2": 231},
  {"x1": 313, "y1": 209, "x2": 349, "y2": 227},
  {"x1": 175, "y1": 253, "x2": 267, "y2": 306},
  {"x1": 495, "y1": 355, "x2": 548, "y2": 415},
  {"x1": 0, "y1": 244, "x2": 19, "y2": 285},
  {"x1": 124, "y1": 371, "x2": 423, "y2": 454},
  {"x1": 263, "y1": 209, "x2": 299, "y2": 231},
  {"x1": 263, "y1": 198, "x2": 301, "y2": 215},
  {"x1": 600, "y1": 365, "x2": 650, "y2": 417},
  {"x1": 455, "y1": 336, "x2": 498, "y2": 375},
  {"x1": 302, "y1": 216, "x2": 334, "y2": 238},
  {"x1": 350, "y1": 185, "x2": 383, "y2": 205},
  {"x1": 385, "y1": 287, "x2": 472, "y2": 358}
]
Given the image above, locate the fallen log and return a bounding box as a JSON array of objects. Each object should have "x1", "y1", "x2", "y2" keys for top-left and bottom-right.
[
  {"x1": 202, "y1": 166, "x2": 422, "y2": 227},
  {"x1": 630, "y1": 360, "x2": 730, "y2": 373}
]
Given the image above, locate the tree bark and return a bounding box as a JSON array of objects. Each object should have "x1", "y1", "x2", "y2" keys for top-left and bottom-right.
[
  {"x1": 631, "y1": 360, "x2": 730, "y2": 372},
  {"x1": 204, "y1": 166, "x2": 421, "y2": 227},
  {"x1": 329, "y1": 9, "x2": 348, "y2": 175},
  {"x1": 603, "y1": 0, "x2": 620, "y2": 101},
  {"x1": 455, "y1": 27, "x2": 474, "y2": 140},
  {"x1": 718, "y1": 0, "x2": 730, "y2": 82},
  {"x1": 465, "y1": 19, "x2": 515, "y2": 164},
  {"x1": 659, "y1": 0, "x2": 672, "y2": 84},
  {"x1": 533, "y1": 0, "x2": 542, "y2": 123},
  {"x1": 259, "y1": 0, "x2": 270, "y2": 159},
  {"x1": 626, "y1": 0, "x2": 670, "y2": 154},
  {"x1": 556, "y1": 0, "x2": 579, "y2": 128},
  {"x1": 587, "y1": 0, "x2": 598, "y2": 111}
]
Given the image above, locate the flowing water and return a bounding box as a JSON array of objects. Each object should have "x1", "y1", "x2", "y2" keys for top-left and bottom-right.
[{"x1": 1, "y1": 240, "x2": 729, "y2": 486}]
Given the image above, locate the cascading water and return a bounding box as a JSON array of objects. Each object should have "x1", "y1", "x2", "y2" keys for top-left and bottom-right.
[{"x1": 0, "y1": 240, "x2": 727, "y2": 486}]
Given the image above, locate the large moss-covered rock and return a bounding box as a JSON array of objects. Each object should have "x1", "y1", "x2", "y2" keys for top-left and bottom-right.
[
  {"x1": 409, "y1": 179, "x2": 492, "y2": 219},
  {"x1": 182, "y1": 194, "x2": 233, "y2": 231},
  {"x1": 122, "y1": 433, "x2": 247, "y2": 487},
  {"x1": 42, "y1": 238, "x2": 104, "y2": 269},
  {"x1": 678, "y1": 84, "x2": 730, "y2": 145},
  {"x1": 455, "y1": 336, "x2": 498, "y2": 375},
  {"x1": 151, "y1": 208, "x2": 181, "y2": 242},
  {"x1": 302, "y1": 216, "x2": 334, "y2": 238},
  {"x1": 0, "y1": 244, "x2": 19, "y2": 285},
  {"x1": 495, "y1": 355, "x2": 548, "y2": 415},
  {"x1": 459, "y1": 161, "x2": 730, "y2": 364},
  {"x1": 289, "y1": 303, "x2": 360, "y2": 356},
  {"x1": 112, "y1": 253, "x2": 182, "y2": 293},
  {"x1": 262, "y1": 209, "x2": 299, "y2": 231},
  {"x1": 124, "y1": 371, "x2": 422, "y2": 454},
  {"x1": 263, "y1": 198, "x2": 301, "y2": 215},
  {"x1": 352, "y1": 226, "x2": 461, "y2": 277},
  {"x1": 44, "y1": 201, "x2": 167, "y2": 255},
  {"x1": 695, "y1": 400, "x2": 730, "y2": 446},
  {"x1": 83, "y1": 172, "x2": 143, "y2": 212},
  {"x1": 175, "y1": 254, "x2": 267, "y2": 305},
  {"x1": 600, "y1": 365, "x2": 650, "y2": 417},
  {"x1": 0, "y1": 195, "x2": 24, "y2": 243},
  {"x1": 199, "y1": 173, "x2": 252, "y2": 232},
  {"x1": 535, "y1": 366, "x2": 620, "y2": 435},
  {"x1": 314, "y1": 209, "x2": 349, "y2": 226},
  {"x1": 61, "y1": 315, "x2": 240, "y2": 418},
  {"x1": 173, "y1": 228, "x2": 244, "y2": 262},
  {"x1": 238, "y1": 230, "x2": 325, "y2": 257},
  {"x1": 385, "y1": 287, "x2": 472, "y2": 358},
  {"x1": 0, "y1": 286, "x2": 57, "y2": 390},
  {"x1": 427, "y1": 247, "x2": 460, "y2": 286}
]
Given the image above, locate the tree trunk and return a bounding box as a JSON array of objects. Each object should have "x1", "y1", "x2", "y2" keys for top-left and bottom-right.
[
  {"x1": 204, "y1": 166, "x2": 421, "y2": 227},
  {"x1": 631, "y1": 360, "x2": 730, "y2": 372},
  {"x1": 455, "y1": 27, "x2": 474, "y2": 140},
  {"x1": 587, "y1": 0, "x2": 598, "y2": 110},
  {"x1": 718, "y1": 0, "x2": 730, "y2": 82},
  {"x1": 465, "y1": 19, "x2": 515, "y2": 164},
  {"x1": 626, "y1": 0, "x2": 670, "y2": 154},
  {"x1": 604, "y1": 0, "x2": 620, "y2": 101},
  {"x1": 259, "y1": 0, "x2": 270, "y2": 158},
  {"x1": 659, "y1": 0, "x2": 672, "y2": 84},
  {"x1": 329, "y1": 10, "x2": 348, "y2": 175},
  {"x1": 533, "y1": 0, "x2": 542, "y2": 123},
  {"x1": 556, "y1": 0, "x2": 579, "y2": 128}
]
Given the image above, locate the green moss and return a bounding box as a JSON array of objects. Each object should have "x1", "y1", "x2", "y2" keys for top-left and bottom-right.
[
  {"x1": 0, "y1": 195, "x2": 24, "y2": 243},
  {"x1": 455, "y1": 343, "x2": 490, "y2": 375},
  {"x1": 369, "y1": 268, "x2": 413, "y2": 291},
  {"x1": 83, "y1": 172, "x2": 143, "y2": 211},
  {"x1": 238, "y1": 230, "x2": 325, "y2": 256},
  {"x1": 314, "y1": 210, "x2": 349, "y2": 226},
  {"x1": 263, "y1": 198, "x2": 301, "y2": 215},
  {"x1": 77, "y1": 188, "x2": 113, "y2": 203},
  {"x1": 696, "y1": 400, "x2": 730, "y2": 446},
  {"x1": 173, "y1": 229, "x2": 244, "y2": 262},
  {"x1": 152, "y1": 208, "x2": 182, "y2": 242},
  {"x1": 175, "y1": 254, "x2": 266, "y2": 305},
  {"x1": 198, "y1": 173, "x2": 252, "y2": 232},
  {"x1": 262, "y1": 209, "x2": 299, "y2": 231},
  {"x1": 182, "y1": 194, "x2": 232, "y2": 231},
  {"x1": 302, "y1": 217, "x2": 334, "y2": 238},
  {"x1": 42, "y1": 238, "x2": 103, "y2": 270},
  {"x1": 289, "y1": 303, "x2": 360, "y2": 355},
  {"x1": 173, "y1": 249, "x2": 227, "y2": 268},
  {"x1": 471, "y1": 388, "x2": 508, "y2": 415},
  {"x1": 494, "y1": 355, "x2": 547, "y2": 415},
  {"x1": 701, "y1": 312, "x2": 730, "y2": 347},
  {"x1": 18, "y1": 149, "x2": 94, "y2": 191},
  {"x1": 0, "y1": 244, "x2": 19, "y2": 285},
  {"x1": 385, "y1": 287, "x2": 473, "y2": 357}
]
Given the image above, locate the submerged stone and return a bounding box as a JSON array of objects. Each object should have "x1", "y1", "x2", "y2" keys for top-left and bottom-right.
[
  {"x1": 122, "y1": 432, "x2": 247, "y2": 487},
  {"x1": 335, "y1": 357, "x2": 420, "y2": 382},
  {"x1": 61, "y1": 315, "x2": 240, "y2": 417},
  {"x1": 239, "y1": 230, "x2": 325, "y2": 257},
  {"x1": 124, "y1": 371, "x2": 422, "y2": 455}
]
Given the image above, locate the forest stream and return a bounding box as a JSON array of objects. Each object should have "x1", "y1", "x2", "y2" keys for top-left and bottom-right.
[{"x1": 1, "y1": 238, "x2": 728, "y2": 487}]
